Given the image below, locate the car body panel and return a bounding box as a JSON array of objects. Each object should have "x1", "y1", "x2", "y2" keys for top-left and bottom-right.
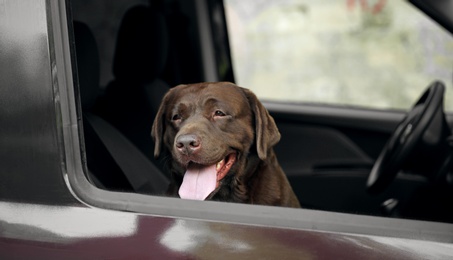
[
  {"x1": 0, "y1": 0, "x2": 77, "y2": 205},
  {"x1": 1, "y1": 0, "x2": 453, "y2": 259},
  {"x1": 2, "y1": 201, "x2": 453, "y2": 259}
]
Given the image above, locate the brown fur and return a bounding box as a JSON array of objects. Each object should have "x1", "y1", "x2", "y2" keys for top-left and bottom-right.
[{"x1": 152, "y1": 82, "x2": 300, "y2": 208}]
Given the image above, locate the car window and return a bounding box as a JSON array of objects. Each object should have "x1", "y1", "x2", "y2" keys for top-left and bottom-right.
[{"x1": 224, "y1": 0, "x2": 453, "y2": 110}]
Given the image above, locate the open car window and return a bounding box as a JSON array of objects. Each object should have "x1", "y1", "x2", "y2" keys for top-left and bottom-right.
[
  {"x1": 224, "y1": 0, "x2": 453, "y2": 111},
  {"x1": 61, "y1": 0, "x2": 453, "y2": 242}
]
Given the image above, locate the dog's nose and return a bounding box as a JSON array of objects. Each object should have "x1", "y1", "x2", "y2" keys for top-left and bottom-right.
[{"x1": 175, "y1": 134, "x2": 201, "y2": 154}]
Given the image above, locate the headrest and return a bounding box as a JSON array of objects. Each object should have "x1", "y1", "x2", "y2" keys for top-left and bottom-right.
[
  {"x1": 73, "y1": 21, "x2": 100, "y2": 111},
  {"x1": 113, "y1": 5, "x2": 169, "y2": 82}
]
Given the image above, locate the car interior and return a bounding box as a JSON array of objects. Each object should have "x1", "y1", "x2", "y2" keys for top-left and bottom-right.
[{"x1": 71, "y1": 0, "x2": 453, "y2": 223}]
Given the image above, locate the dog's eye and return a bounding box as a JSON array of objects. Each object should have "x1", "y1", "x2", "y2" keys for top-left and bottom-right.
[
  {"x1": 214, "y1": 110, "x2": 226, "y2": 117},
  {"x1": 172, "y1": 114, "x2": 182, "y2": 121}
]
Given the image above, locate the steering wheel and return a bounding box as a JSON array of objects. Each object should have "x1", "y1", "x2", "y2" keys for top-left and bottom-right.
[{"x1": 367, "y1": 81, "x2": 448, "y2": 194}]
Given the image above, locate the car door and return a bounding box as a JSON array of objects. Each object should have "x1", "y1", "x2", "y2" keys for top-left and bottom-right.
[{"x1": 3, "y1": 1, "x2": 453, "y2": 259}]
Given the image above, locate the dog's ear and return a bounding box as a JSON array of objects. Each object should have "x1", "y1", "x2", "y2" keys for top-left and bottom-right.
[
  {"x1": 242, "y1": 88, "x2": 281, "y2": 160},
  {"x1": 151, "y1": 87, "x2": 176, "y2": 158}
]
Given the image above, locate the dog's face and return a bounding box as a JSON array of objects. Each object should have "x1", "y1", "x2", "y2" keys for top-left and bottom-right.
[{"x1": 152, "y1": 82, "x2": 280, "y2": 201}]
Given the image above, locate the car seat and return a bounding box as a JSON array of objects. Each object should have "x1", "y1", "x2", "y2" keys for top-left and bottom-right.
[
  {"x1": 95, "y1": 5, "x2": 171, "y2": 169},
  {"x1": 74, "y1": 21, "x2": 169, "y2": 194}
]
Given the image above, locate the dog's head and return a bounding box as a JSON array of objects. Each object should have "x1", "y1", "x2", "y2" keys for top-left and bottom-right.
[{"x1": 151, "y1": 82, "x2": 280, "y2": 201}]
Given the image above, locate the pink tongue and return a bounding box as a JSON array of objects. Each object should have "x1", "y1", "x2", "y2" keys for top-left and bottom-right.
[{"x1": 178, "y1": 164, "x2": 217, "y2": 200}]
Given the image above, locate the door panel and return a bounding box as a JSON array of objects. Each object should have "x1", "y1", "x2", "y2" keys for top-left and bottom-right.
[
  {"x1": 267, "y1": 103, "x2": 428, "y2": 215},
  {"x1": 268, "y1": 103, "x2": 404, "y2": 175}
]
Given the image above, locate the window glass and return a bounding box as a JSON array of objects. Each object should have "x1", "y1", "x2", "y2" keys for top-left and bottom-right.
[{"x1": 224, "y1": 0, "x2": 453, "y2": 110}]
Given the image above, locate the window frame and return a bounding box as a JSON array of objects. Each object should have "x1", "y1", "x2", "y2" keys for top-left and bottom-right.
[{"x1": 50, "y1": 0, "x2": 453, "y2": 244}]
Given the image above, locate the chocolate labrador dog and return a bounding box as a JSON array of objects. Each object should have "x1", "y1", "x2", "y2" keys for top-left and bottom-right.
[{"x1": 152, "y1": 82, "x2": 300, "y2": 208}]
